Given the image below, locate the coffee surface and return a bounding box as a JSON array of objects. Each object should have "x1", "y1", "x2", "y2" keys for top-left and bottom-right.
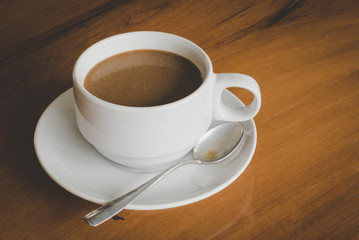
[{"x1": 84, "y1": 50, "x2": 202, "y2": 107}]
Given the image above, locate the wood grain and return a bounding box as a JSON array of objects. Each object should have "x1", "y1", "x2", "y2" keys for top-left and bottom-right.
[
  {"x1": 0, "y1": 0, "x2": 358, "y2": 239},
  {"x1": 0, "y1": 0, "x2": 130, "y2": 60}
]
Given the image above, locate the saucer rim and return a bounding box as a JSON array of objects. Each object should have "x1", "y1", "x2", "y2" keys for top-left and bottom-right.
[{"x1": 34, "y1": 88, "x2": 257, "y2": 210}]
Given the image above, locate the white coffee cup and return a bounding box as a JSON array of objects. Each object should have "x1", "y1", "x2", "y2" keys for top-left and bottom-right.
[{"x1": 73, "y1": 31, "x2": 261, "y2": 171}]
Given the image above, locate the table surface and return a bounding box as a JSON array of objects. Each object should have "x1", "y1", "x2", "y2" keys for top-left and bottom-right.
[{"x1": 1, "y1": 0, "x2": 358, "y2": 239}]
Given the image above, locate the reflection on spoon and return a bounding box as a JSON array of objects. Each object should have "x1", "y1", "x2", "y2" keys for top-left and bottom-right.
[{"x1": 83, "y1": 122, "x2": 245, "y2": 227}]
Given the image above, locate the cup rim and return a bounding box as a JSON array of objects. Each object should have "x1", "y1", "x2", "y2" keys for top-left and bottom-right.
[{"x1": 73, "y1": 31, "x2": 213, "y2": 112}]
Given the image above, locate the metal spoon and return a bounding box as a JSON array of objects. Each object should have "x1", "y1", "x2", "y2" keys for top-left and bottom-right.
[{"x1": 83, "y1": 122, "x2": 245, "y2": 227}]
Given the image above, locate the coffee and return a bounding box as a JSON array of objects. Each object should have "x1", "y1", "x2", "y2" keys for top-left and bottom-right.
[{"x1": 84, "y1": 50, "x2": 202, "y2": 107}]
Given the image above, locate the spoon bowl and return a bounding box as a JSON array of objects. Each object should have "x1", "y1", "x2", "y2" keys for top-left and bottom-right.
[
  {"x1": 194, "y1": 122, "x2": 244, "y2": 162},
  {"x1": 84, "y1": 122, "x2": 245, "y2": 227}
]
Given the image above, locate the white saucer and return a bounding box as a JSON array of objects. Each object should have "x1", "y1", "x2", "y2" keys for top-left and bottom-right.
[{"x1": 34, "y1": 89, "x2": 257, "y2": 210}]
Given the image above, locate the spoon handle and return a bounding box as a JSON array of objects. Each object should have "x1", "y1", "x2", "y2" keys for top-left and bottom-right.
[{"x1": 83, "y1": 159, "x2": 201, "y2": 227}]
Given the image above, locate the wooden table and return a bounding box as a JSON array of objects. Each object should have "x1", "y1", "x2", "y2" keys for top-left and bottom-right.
[{"x1": 1, "y1": 0, "x2": 358, "y2": 239}]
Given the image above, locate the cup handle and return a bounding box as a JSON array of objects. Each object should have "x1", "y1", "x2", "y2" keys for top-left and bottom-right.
[{"x1": 213, "y1": 73, "x2": 261, "y2": 121}]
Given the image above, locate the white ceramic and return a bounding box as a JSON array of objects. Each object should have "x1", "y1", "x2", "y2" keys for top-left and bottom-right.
[
  {"x1": 73, "y1": 31, "x2": 261, "y2": 170},
  {"x1": 34, "y1": 89, "x2": 257, "y2": 210}
]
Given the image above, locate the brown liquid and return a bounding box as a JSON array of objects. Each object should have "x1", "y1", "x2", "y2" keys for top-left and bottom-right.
[{"x1": 84, "y1": 50, "x2": 202, "y2": 107}]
